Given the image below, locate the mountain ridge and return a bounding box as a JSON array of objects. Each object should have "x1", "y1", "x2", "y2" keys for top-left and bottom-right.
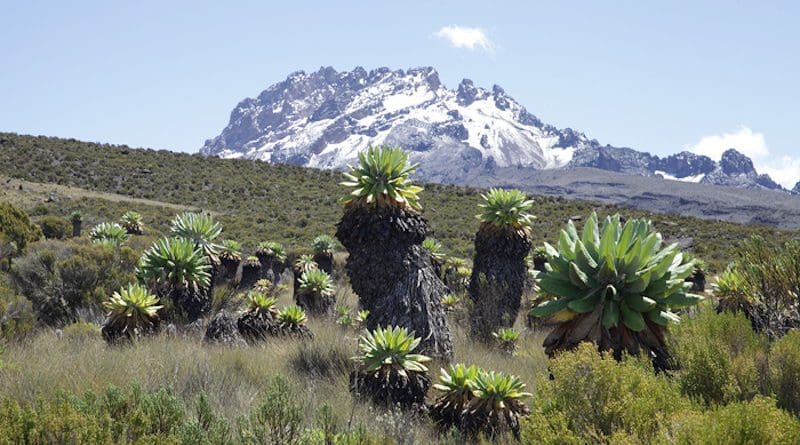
[{"x1": 201, "y1": 66, "x2": 792, "y2": 193}]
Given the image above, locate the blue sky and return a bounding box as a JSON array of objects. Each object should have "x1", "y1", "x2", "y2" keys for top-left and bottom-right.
[{"x1": 2, "y1": 1, "x2": 799, "y2": 185}]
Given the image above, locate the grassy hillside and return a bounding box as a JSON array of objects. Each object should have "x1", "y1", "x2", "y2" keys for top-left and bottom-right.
[{"x1": 1, "y1": 132, "x2": 796, "y2": 270}]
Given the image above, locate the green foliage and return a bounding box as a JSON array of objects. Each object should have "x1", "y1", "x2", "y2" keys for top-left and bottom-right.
[
  {"x1": 102, "y1": 284, "x2": 162, "y2": 338},
  {"x1": 219, "y1": 239, "x2": 242, "y2": 261},
  {"x1": 237, "y1": 376, "x2": 304, "y2": 445},
  {"x1": 293, "y1": 254, "x2": 317, "y2": 274},
  {"x1": 713, "y1": 263, "x2": 748, "y2": 303},
  {"x1": 119, "y1": 211, "x2": 144, "y2": 235},
  {"x1": 433, "y1": 363, "x2": 480, "y2": 402},
  {"x1": 169, "y1": 212, "x2": 222, "y2": 262},
  {"x1": 340, "y1": 145, "x2": 424, "y2": 210},
  {"x1": 531, "y1": 212, "x2": 703, "y2": 330},
  {"x1": 311, "y1": 235, "x2": 337, "y2": 255},
  {"x1": 467, "y1": 370, "x2": 532, "y2": 434},
  {"x1": 769, "y1": 330, "x2": 800, "y2": 415},
  {"x1": 137, "y1": 237, "x2": 211, "y2": 292},
  {"x1": 422, "y1": 238, "x2": 445, "y2": 262},
  {"x1": 0, "y1": 277, "x2": 34, "y2": 339},
  {"x1": 666, "y1": 396, "x2": 800, "y2": 444},
  {"x1": 276, "y1": 306, "x2": 307, "y2": 327},
  {"x1": 352, "y1": 326, "x2": 430, "y2": 373},
  {"x1": 476, "y1": 188, "x2": 535, "y2": 228},
  {"x1": 257, "y1": 241, "x2": 286, "y2": 261},
  {"x1": 0, "y1": 201, "x2": 42, "y2": 255},
  {"x1": 667, "y1": 308, "x2": 769, "y2": 405},
  {"x1": 38, "y1": 215, "x2": 71, "y2": 240},
  {"x1": 10, "y1": 239, "x2": 138, "y2": 325},
  {"x1": 298, "y1": 269, "x2": 334, "y2": 297},
  {"x1": 89, "y1": 222, "x2": 130, "y2": 247},
  {"x1": 521, "y1": 343, "x2": 690, "y2": 443},
  {"x1": 245, "y1": 291, "x2": 277, "y2": 313}
]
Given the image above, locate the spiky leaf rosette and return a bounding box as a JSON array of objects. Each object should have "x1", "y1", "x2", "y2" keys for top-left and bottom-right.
[
  {"x1": 219, "y1": 240, "x2": 242, "y2": 262},
  {"x1": 256, "y1": 241, "x2": 286, "y2": 261},
  {"x1": 246, "y1": 291, "x2": 278, "y2": 315},
  {"x1": 430, "y1": 364, "x2": 480, "y2": 430},
  {"x1": 312, "y1": 235, "x2": 337, "y2": 255},
  {"x1": 492, "y1": 328, "x2": 520, "y2": 354},
  {"x1": 714, "y1": 263, "x2": 756, "y2": 316},
  {"x1": 294, "y1": 254, "x2": 318, "y2": 274},
  {"x1": 89, "y1": 222, "x2": 130, "y2": 247},
  {"x1": 464, "y1": 370, "x2": 532, "y2": 439},
  {"x1": 253, "y1": 279, "x2": 273, "y2": 294},
  {"x1": 70, "y1": 211, "x2": 82, "y2": 223},
  {"x1": 277, "y1": 305, "x2": 307, "y2": 327},
  {"x1": 242, "y1": 255, "x2": 261, "y2": 268},
  {"x1": 477, "y1": 188, "x2": 535, "y2": 230},
  {"x1": 299, "y1": 268, "x2": 335, "y2": 297},
  {"x1": 101, "y1": 284, "x2": 162, "y2": 343},
  {"x1": 169, "y1": 212, "x2": 222, "y2": 262},
  {"x1": 530, "y1": 212, "x2": 703, "y2": 370},
  {"x1": 137, "y1": 237, "x2": 211, "y2": 292},
  {"x1": 350, "y1": 326, "x2": 432, "y2": 410},
  {"x1": 352, "y1": 326, "x2": 431, "y2": 374},
  {"x1": 340, "y1": 145, "x2": 424, "y2": 210},
  {"x1": 422, "y1": 238, "x2": 446, "y2": 263},
  {"x1": 119, "y1": 211, "x2": 144, "y2": 235}
]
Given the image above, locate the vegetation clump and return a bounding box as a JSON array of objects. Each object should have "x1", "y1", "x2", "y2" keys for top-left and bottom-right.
[
  {"x1": 296, "y1": 268, "x2": 336, "y2": 316},
  {"x1": 89, "y1": 222, "x2": 129, "y2": 247},
  {"x1": 119, "y1": 210, "x2": 144, "y2": 235},
  {"x1": 236, "y1": 291, "x2": 278, "y2": 343},
  {"x1": 530, "y1": 212, "x2": 703, "y2": 370},
  {"x1": 101, "y1": 283, "x2": 161, "y2": 344}
]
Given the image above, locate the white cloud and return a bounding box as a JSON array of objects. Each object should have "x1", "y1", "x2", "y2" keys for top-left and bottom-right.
[
  {"x1": 434, "y1": 26, "x2": 494, "y2": 52},
  {"x1": 687, "y1": 126, "x2": 799, "y2": 189}
]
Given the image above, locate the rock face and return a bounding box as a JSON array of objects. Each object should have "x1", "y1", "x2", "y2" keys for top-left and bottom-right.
[{"x1": 202, "y1": 66, "x2": 789, "y2": 192}]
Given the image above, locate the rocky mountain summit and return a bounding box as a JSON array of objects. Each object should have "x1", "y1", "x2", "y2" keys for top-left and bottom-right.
[{"x1": 202, "y1": 66, "x2": 788, "y2": 192}]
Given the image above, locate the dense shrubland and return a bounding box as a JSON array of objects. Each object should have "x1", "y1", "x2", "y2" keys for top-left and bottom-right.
[{"x1": 1, "y1": 141, "x2": 800, "y2": 443}]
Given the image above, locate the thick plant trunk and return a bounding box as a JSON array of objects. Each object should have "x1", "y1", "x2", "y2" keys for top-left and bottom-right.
[
  {"x1": 237, "y1": 310, "x2": 277, "y2": 343},
  {"x1": 687, "y1": 270, "x2": 706, "y2": 292},
  {"x1": 220, "y1": 258, "x2": 239, "y2": 282},
  {"x1": 296, "y1": 289, "x2": 335, "y2": 317},
  {"x1": 170, "y1": 286, "x2": 211, "y2": 323},
  {"x1": 469, "y1": 224, "x2": 531, "y2": 341},
  {"x1": 336, "y1": 202, "x2": 453, "y2": 359},
  {"x1": 71, "y1": 221, "x2": 81, "y2": 238},
  {"x1": 204, "y1": 310, "x2": 245, "y2": 346},
  {"x1": 313, "y1": 252, "x2": 334, "y2": 276},
  {"x1": 239, "y1": 263, "x2": 261, "y2": 289},
  {"x1": 350, "y1": 368, "x2": 430, "y2": 411}
]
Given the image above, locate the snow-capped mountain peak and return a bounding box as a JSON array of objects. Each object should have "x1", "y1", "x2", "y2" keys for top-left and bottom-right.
[{"x1": 201, "y1": 66, "x2": 588, "y2": 181}]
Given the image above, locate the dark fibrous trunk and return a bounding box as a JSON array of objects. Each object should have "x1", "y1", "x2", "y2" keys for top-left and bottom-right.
[
  {"x1": 101, "y1": 319, "x2": 160, "y2": 345},
  {"x1": 543, "y1": 304, "x2": 672, "y2": 372},
  {"x1": 237, "y1": 310, "x2": 277, "y2": 343},
  {"x1": 204, "y1": 310, "x2": 245, "y2": 346},
  {"x1": 687, "y1": 270, "x2": 706, "y2": 292},
  {"x1": 296, "y1": 289, "x2": 335, "y2": 317},
  {"x1": 350, "y1": 367, "x2": 430, "y2": 411},
  {"x1": 170, "y1": 287, "x2": 211, "y2": 323},
  {"x1": 239, "y1": 263, "x2": 261, "y2": 289},
  {"x1": 276, "y1": 323, "x2": 314, "y2": 339},
  {"x1": 313, "y1": 252, "x2": 334, "y2": 276},
  {"x1": 336, "y1": 202, "x2": 453, "y2": 359},
  {"x1": 532, "y1": 254, "x2": 548, "y2": 273},
  {"x1": 220, "y1": 258, "x2": 240, "y2": 282},
  {"x1": 469, "y1": 224, "x2": 531, "y2": 341},
  {"x1": 461, "y1": 400, "x2": 530, "y2": 440},
  {"x1": 71, "y1": 221, "x2": 81, "y2": 238}
]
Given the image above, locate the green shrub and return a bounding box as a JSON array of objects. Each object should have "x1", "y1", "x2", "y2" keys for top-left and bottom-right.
[
  {"x1": 237, "y1": 376, "x2": 304, "y2": 445},
  {"x1": 668, "y1": 308, "x2": 769, "y2": 405},
  {"x1": 521, "y1": 343, "x2": 690, "y2": 443},
  {"x1": 666, "y1": 396, "x2": 800, "y2": 444},
  {"x1": 0, "y1": 201, "x2": 42, "y2": 255},
  {"x1": 38, "y1": 215, "x2": 71, "y2": 240},
  {"x1": 0, "y1": 277, "x2": 34, "y2": 339},
  {"x1": 770, "y1": 330, "x2": 800, "y2": 415}
]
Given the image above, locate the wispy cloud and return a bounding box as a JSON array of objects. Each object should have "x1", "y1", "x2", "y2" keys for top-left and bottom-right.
[
  {"x1": 434, "y1": 25, "x2": 494, "y2": 53},
  {"x1": 687, "y1": 126, "x2": 799, "y2": 189}
]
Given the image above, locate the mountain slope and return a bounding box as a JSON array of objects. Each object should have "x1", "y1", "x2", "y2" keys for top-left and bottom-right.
[{"x1": 202, "y1": 66, "x2": 789, "y2": 191}]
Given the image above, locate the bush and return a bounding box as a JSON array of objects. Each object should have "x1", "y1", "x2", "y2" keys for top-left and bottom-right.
[
  {"x1": 237, "y1": 376, "x2": 304, "y2": 445},
  {"x1": 668, "y1": 307, "x2": 769, "y2": 405},
  {"x1": 38, "y1": 216, "x2": 71, "y2": 240},
  {"x1": 0, "y1": 277, "x2": 34, "y2": 339},
  {"x1": 10, "y1": 239, "x2": 138, "y2": 325},
  {"x1": 666, "y1": 396, "x2": 800, "y2": 444},
  {"x1": 0, "y1": 201, "x2": 42, "y2": 256},
  {"x1": 770, "y1": 330, "x2": 800, "y2": 415},
  {"x1": 521, "y1": 343, "x2": 690, "y2": 443}
]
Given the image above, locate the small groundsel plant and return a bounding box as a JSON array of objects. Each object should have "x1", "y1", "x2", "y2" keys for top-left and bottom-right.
[
  {"x1": 350, "y1": 326, "x2": 432, "y2": 409},
  {"x1": 137, "y1": 237, "x2": 211, "y2": 292},
  {"x1": 294, "y1": 254, "x2": 317, "y2": 274},
  {"x1": 431, "y1": 364, "x2": 531, "y2": 439},
  {"x1": 492, "y1": 327, "x2": 521, "y2": 354},
  {"x1": 253, "y1": 278, "x2": 272, "y2": 294},
  {"x1": 340, "y1": 145, "x2": 424, "y2": 209},
  {"x1": 299, "y1": 268, "x2": 335, "y2": 297},
  {"x1": 119, "y1": 210, "x2": 144, "y2": 235},
  {"x1": 89, "y1": 222, "x2": 129, "y2": 247},
  {"x1": 257, "y1": 241, "x2": 287, "y2": 262},
  {"x1": 422, "y1": 238, "x2": 446, "y2": 262},
  {"x1": 442, "y1": 294, "x2": 461, "y2": 310},
  {"x1": 219, "y1": 239, "x2": 242, "y2": 262},
  {"x1": 311, "y1": 235, "x2": 337, "y2": 255},
  {"x1": 101, "y1": 283, "x2": 162, "y2": 344}
]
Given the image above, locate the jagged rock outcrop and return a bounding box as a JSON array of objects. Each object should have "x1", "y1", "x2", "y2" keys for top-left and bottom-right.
[{"x1": 202, "y1": 66, "x2": 791, "y2": 192}]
